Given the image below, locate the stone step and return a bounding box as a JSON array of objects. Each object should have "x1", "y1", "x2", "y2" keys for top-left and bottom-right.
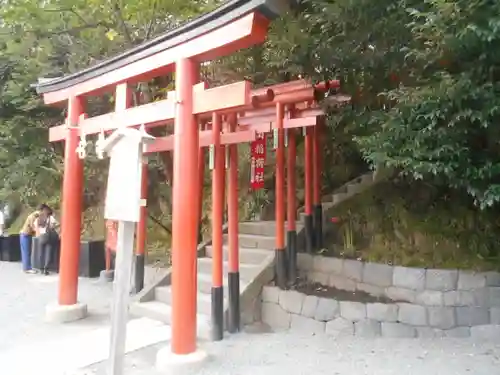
[
  {"x1": 226, "y1": 233, "x2": 276, "y2": 250},
  {"x1": 205, "y1": 245, "x2": 272, "y2": 265},
  {"x1": 154, "y1": 286, "x2": 222, "y2": 316},
  {"x1": 238, "y1": 221, "x2": 301, "y2": 237},
  {"x1": 197, "y1": 272, "x2": 249, "y2": 295},
  {"x1": 197, "y1": 257, "x2": 261, "y2": 276},
  {"x1": 129, "y1": 300, "x2": 211, "y2": 340}
]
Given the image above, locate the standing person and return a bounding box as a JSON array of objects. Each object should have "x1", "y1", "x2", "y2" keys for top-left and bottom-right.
[
  {"x1": 33, "y1": 206, "x2": 58, "y2": 275},
  {"x1": 105, "y1": 219, "x2": 118, "y2": 277},
  {"x1": 0, "y1": 206, "x2": 5, "y2": 236},
  {"x1": 19, "y1": 204, "x2": 46, "y2": 274}
]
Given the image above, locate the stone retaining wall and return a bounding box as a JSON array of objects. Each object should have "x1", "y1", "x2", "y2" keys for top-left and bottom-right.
[
  {"x1": 298, "y1": 253, "x2": 500, "y2": 314},
  {"x1": 261, "y1": 286, "x2": 500, "y2": 339}
]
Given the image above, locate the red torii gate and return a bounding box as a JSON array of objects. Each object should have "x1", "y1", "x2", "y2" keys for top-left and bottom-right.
[{"x1": 35, "y1": 0, "x2": 330, "y2": 364}]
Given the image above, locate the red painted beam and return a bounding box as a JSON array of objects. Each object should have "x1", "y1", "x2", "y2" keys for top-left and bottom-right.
[
  {"x1": 146, "y1": 129, "x2": 256, "y2": 153},
  {"x1": 42, "y1": 12, "x2": 269, "y2": 105},
  {"x1": 49, "y1": 81, "x2": 250, "y2": 142}
]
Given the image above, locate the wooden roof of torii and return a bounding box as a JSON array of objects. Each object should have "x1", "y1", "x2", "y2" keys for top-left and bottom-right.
[{"x1": 34, "y1": 0, "x2": 295, "y2": 105}]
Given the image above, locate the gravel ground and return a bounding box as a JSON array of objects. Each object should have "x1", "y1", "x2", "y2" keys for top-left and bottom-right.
[
  {"x1": 0, "y1": 261, "x2": 113, "y2": 351},
  {"x1": 80, "y1": 330, "x2": 500, "y2": 375}
]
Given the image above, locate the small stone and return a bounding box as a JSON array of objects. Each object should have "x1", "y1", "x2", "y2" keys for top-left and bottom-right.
[
  {"x1": 415, "y1": 290, "x2": 443, "y2": 306},
  {"x1": 366, "y1": 303, "x2": 398, "y2": 322},
  {"x1": 356, "y1": 283, "x2": 384, "y2": 297},
  {"x1": 385, "y1": 287, "x2": 416, "y2": 303},
  {"x1": 325, "y1": 317, "x2": 354, "y2": 336},
  {"x1": 427, "y1": 307, "x2": 456, "y2": 329},
  {"x1": 489, "y1": 287, "x2": 500, "y2": 307},
  {"x1": 485, "y1": 272, "x2": 500, "y2": 287},
  {"x1": 354, "y1": 319, "x2": 381, "y2": 338},
  {"x1": 297, "y1": 253, "x2": 313, "y2": 271},
  {"x1": 342, "y1": 259, "x2": 363, "y2": 282},
  {"x1": 457, "y1": 271, "x2": 487, "y2": 290},
  {"x1": 309, "y1": 272, "x2": 329, "y2": 285},
  {"x1": 340, "y1": 301, "x2": 366, "y2": 321},
  {"x1": 393, "y1": 266, "x2": 426, "y2": 291},
  {"x1": 262, "y1": 302, "x2": 291, "y2": 329},
  {"x1": 362, "y1": 262, "x2": 393, "y2": 287},
  {"x1": 397, "y1": 303, "x2": 427, "y2": 326},
  {"x1": 455, "y1": 307, "x2": 489, "y2": 326},
  {"x1": 329, "y1": 275, "x2": 356, "y2": 291},
  {"x1": 313, "y1": 256, "x2": 343, "y2": 274},
  {"x1": 444, "y1": 327, "x2": 470, "y2": 338},
  {"x1": 381, "y1": 322, "x2": 416, "y2": 338},
  {"x1": 279, "y1": 290, "x2": 305, "y2": 314},
  {"x1": 425, "y1": 269, "x2": 458, "y2": 291},
  {"x1": 314, "y1": 297, "x2": 339, "y2": 321},
  {"x1": 262, "y1": 286, "x2": 280, "y2": 303},
  {"x1": 443, "y1": 291, "x2": 475, "y2": 307},
  {"x1": 471, "y1": 325, "x2": 500, "y2": 340},
  {"x1": 290, "y1": 314, "x2": 326, "y2": 334},
  {"x1": 490, "y1": 308, "x2": 500, "y2": 324},
  {"x1": 416, "y1": 327, "x2": 444, "y2": 338},
  {"x1": 301, "y1": 295, "x2": 319, "y2": 319}
]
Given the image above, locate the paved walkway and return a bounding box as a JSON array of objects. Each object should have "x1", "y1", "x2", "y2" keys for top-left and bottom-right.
[{"x1": 1, "y1": 261, "x2": 499, "y2": 375}]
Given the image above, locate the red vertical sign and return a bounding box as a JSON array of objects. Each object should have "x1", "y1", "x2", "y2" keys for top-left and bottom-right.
[{"x1": 250, "y1": 132, "x2": 266, "y2": 190}]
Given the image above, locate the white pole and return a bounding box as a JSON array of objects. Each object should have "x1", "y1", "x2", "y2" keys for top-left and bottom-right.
[{"x1": 107, "y1": 220, "x2": 135, "y2": 375}]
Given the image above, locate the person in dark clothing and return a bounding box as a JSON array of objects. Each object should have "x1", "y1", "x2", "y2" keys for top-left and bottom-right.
[{"x1": 33, "y1": 207, "x2": 59, "y2": 275}]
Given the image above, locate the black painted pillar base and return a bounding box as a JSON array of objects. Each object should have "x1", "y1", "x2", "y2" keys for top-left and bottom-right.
[
  {"x1": 304, "y1": 214, "x2": 314, "y2": 254},
  {"x1": 228, "y1": 272, "x2": 240, "y2": 333},
  {"x1": 275, "y1": 249, "x2": 287, "y2": 289},
  {"x1": 313, "y1": 204, "x2": 323, "y2": 250},
  {"x1": 287, "y1": 231, "x2": 297, "y2": 284},
  {"x1": 134, "y1": 254, "x2": 145, "y2": 293},
  {"x1": 211, "y1": 286, "x2": 224, "y2": 341}
]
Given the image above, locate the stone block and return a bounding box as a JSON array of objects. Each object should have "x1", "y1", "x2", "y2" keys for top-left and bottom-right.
[
  {"x1": 473, "y1": 288, "x2": 490, "y2": 306},
  {"x1": 485, "y1": 272, "x2": 500, "y2": 287},
  {"x1": 415, "y1": 291, "x2": 443, "y2": 306},
  {"x1": 325, "y1": 317, "x2": 354, "y2": 336},
  {"x1": 339, "y1": 301, "x2": 366, "y2": 321},
  {"x1": 354, "y1": 319, "x2": 381, "y2": 338},
  {"x1": 342, "y1": 259, "x2": 363, "y2": 282},
  {"x1": 362, "y1": 262, "x2": 393, "y2": 287},
  {"x1": 381, "y1": 322, "x2": 416, "y2": 338},
  {"x1": 443, "y1": 291, "x2": 475, "y2": 307},
  {"x1": 416, "y1": 327, "x2": 444, "y2": 338},
  {"x1": 329, "y1": 275, "x2": 356, "y2": 291},
  {"x1": 455, "y1": 307, "x2": 489, "y2": 326},
  {"x1": 425, "y1": 269, "x2": 458, "y2": 291},
  {"x1": 314, "y1": 297, "x2": 339, "y2": 322},
  {"x1": 397, "y1": 303, "x2": 427, "y2": 326},
  {"x1": 297, "y1": 253, "x2": 313, "y2": 271},
  {"x1": 290, "y1": 314, "x2": 326, "y2": 334},
  {"x1": 471, "y1": 325, "x2": 500, "y2": 340},
  {"x1": 393, "y1": 266, "x2": 425, "y2": 291},
  {"x1": 301, "y1": 295, "x2": 319, "y2": 319},
  {"x1": 457, "y1": 271, "x2": 486, "y2": 290},
  {"x1": 309, "y1": 272, "x2": 329, "y2": 285},
  {"x1": 366, "y1": 303, "x2": 398, "y2": 322},
  {"x1": 262, "y1": 286, "x2": 280, "y2": 303},
  {"x1": 444, "y1": 327, "x2": 470, "y2": 338},
  {"x1": 427, "y1": 307, "x2": 456, "y2": 330},
  {"x1": 385, "y1": 287, "x2": 416, "y2": 303},
  {"x1": 279, "y1": 290, "x2": 305, "y2": 314},
  {"x1": 313, "y1": 256, "x2": 343, "y2": 274},
  {"x1": 489, "y1": 287, "x2": 500, "y2": 307},
  {"x1": 262, "y1": 302, "x2": 291, "y2": 329},
  {"x1": 356, "y1": 283, "x2": 384, "y2": 297},
  {"x1": 490, "y1": 308, "x2": 500, "y2": 324}
]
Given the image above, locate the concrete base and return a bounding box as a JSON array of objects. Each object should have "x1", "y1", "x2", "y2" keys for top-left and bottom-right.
[
  {"x1": 100, "y1": 269, "x2": 115, "y2": 282},
  {"x1": 45, "y1": 302, "x2": 88, "y2": 323},
  {"x1": 156, "y1": 346, "x2": 209, "y2": 374}
]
